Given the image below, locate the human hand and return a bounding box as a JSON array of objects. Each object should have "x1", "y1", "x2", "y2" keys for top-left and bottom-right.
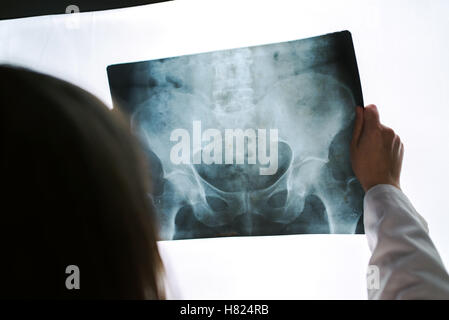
[{"x1": 350, "y1": 104, "x2": 404, "y2": 192}]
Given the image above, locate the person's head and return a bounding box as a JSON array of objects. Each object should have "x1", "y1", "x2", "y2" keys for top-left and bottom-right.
[{"x1": 1, "y1": 65, "x2": 164, "y2": 299}]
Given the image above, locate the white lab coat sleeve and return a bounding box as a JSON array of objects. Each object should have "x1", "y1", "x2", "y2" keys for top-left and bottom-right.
[{"x1": 364, "y1": 184, "x2": 449, "y2": 299}]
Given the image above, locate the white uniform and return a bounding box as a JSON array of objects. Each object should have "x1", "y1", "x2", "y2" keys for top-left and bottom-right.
[{"x1": 364, "y1": 184, "x2": 449, "y2": 299}]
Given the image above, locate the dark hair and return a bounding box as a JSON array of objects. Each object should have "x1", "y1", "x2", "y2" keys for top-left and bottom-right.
[{"x1": 0, "y1": 65, "x2": 164, "y2": 299}]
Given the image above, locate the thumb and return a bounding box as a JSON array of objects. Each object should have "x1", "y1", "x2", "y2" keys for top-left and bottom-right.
[
  {"x1": 364, "y1": 104, "x2": 380, "y2": 128},
  {"x1": 351, "y1": 106, "x2": 364, "y2": 149}
]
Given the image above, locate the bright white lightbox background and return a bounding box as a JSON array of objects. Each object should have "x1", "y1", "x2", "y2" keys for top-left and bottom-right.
[{"x1": 1, "y1": 0, "x2": 448, "y2": 299}]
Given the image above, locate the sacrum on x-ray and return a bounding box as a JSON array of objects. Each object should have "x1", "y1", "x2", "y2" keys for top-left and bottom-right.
[{"x1": 107, "y1": 30, "x2": 365, "y2": 240}]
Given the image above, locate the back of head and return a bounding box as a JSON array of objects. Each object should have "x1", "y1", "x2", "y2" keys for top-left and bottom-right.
[{"x1": 0, "y1": 65, "x2": 164, "y2": 299}]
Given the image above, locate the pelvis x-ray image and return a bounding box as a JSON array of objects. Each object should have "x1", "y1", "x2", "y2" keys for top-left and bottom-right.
[{"x1": 107, "y1": 30, "x2": 365, "y2": 240}]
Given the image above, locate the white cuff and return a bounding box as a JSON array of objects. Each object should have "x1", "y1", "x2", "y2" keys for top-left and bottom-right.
[{"x1": 363, "y1": 184, "x2": 429, "y2": 235}]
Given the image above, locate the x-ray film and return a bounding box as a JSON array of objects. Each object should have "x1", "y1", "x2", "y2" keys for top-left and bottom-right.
[{"x1": 107, "y1": 30, "x2": 365, "y2": 240}]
